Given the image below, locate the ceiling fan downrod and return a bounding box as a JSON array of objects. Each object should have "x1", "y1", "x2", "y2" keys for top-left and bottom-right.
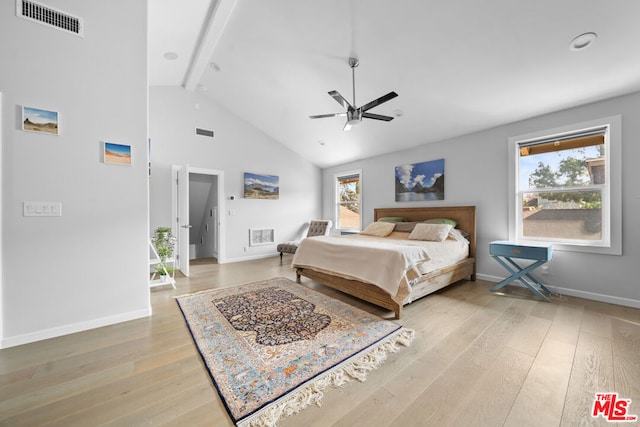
[{"x1": 349, "y1": 57, "x2": 359, "y2": 107}]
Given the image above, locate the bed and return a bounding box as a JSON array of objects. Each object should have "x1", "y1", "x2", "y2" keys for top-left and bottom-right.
[{"x1": 292, "y1": 206, "x2": 476, "y2": 318}]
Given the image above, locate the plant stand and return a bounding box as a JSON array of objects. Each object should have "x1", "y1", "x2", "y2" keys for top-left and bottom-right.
[{"x1": 149, "y1": 239, "x2": 176, "y2": 289}]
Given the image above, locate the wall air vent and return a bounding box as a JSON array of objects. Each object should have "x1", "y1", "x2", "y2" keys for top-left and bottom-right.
[
  {"x1": 249, "y1": 229, "x2": 275, "y2": 246},
  {"x1": 196, "y1": 128, "x2": 214, "y2": 138},
  {"x1": 16, "y1": 0, "x2": 84, "y2": 37}
]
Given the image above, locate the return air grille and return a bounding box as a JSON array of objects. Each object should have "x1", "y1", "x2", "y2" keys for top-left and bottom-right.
[
  {"x1": 16, "y1": 0, "x2": 84, "y2": 37},
  {"x1": 196, "y1": 128, "x2": 214, "y2": 138},
  {"x1": 249, "y1": 229, "x2": 275, "y2": 246}
]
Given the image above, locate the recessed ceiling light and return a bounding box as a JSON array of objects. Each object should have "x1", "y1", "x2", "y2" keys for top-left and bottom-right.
[
  {"x1": 393, "y1": 109, "x2": 404, "y2": 117},
  {"x1": 570, "y1": 32, "x2": 597, "y2": 51},
  {"x1": 164, "y1": 52, "x2": 179, "y2": 60},
  {"x1": 209, "y1": 62, "x2": 221, "y2": 72},
  {"x1": 318, "y1": 140, "x2": 325, "y2": 146}
]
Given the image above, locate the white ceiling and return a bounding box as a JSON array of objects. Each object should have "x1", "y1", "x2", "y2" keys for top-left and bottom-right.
[{"x1": 148, "y1": 0, "x2": 640, "y2": 168}]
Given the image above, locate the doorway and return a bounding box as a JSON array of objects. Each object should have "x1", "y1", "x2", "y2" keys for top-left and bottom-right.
[
  {"x1": 189, "y1": 173, "x2": 218, "y2": 262},
  {"x1": 171, "y1": 165, "x2": 225, "y2": 277}
]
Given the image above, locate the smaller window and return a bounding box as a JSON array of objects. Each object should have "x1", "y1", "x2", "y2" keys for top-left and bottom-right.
[{"x1": 335, "y1": 170, "x2": 361, "y2": 230}]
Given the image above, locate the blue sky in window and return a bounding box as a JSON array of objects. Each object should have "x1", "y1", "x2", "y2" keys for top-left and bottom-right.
[{"x1": 520, "y1": 146, "x2": 601, "y2": 189}]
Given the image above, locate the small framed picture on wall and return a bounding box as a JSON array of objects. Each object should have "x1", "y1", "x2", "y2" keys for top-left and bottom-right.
[
  {"x1": 104, "y1": 142, "x2": 132, "y2": 165},
  {"x1": 22, "y1": 106, "x2": 59, "y2": 135}
]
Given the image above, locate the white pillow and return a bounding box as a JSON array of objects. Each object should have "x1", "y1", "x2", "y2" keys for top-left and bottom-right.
[
  {"x1": 448, "y1": 228, "x2": 470, "y2": 243},
  {"x1": 360, "y1": 221, "x2": 395, "y2": 237},
  {"x1": 408, "y1": 223, "x2": 452, "y2": 242}
]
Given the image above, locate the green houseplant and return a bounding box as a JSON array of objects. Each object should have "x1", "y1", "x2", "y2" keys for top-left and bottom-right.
[
  {"x1": 152, "y1": 226, "x2": 176, "y2": 281},
  {"x1": 153, "y1": 265, "x2": 176, "y2": 281}
]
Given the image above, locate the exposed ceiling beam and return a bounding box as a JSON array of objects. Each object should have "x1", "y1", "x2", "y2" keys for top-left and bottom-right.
[{"x1": 183, "y1": 0, "x2": 237, "y2": 91}]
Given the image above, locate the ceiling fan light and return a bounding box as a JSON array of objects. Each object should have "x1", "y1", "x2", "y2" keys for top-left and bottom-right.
[{"x1": 344, "y1": 109, "x2": 361, "y2": 130}]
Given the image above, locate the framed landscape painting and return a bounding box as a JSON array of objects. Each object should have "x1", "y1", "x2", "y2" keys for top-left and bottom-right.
[
  {"x1": 104, "y1": 142, "x2": 132, "y2": 165},
  {"x1": 244, "y1": 172, "x2": 279, "y2": 199},
  {"x1": 395, "y1": 158, "x2": 445, "y2": 202},
  {"x1": 22, "y1": 106, "x2": 59, "y2": 135}
]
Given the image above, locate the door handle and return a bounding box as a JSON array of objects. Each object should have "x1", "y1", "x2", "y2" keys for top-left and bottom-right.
[{"x1": 181, "y1": 224, "x2": 192, "y2": 229}]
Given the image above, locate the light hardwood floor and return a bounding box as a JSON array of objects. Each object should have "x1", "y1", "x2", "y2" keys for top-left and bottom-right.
[{"x1": 1, "y1": 257, "x2": 639, "y2": 426}]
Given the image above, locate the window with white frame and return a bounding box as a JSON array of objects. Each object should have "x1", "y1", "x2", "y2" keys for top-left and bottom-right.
[
  {"x1": 335, "y1": 170, "x2": 361, "y2": 231},
  {"x1": 509, "y1": 116, "x2": 621, "y2": 255}
]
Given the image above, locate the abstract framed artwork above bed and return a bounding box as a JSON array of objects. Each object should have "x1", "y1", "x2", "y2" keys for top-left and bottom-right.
[{"x1": 293, "y1": 206, "x2": 476, "y2": 319}]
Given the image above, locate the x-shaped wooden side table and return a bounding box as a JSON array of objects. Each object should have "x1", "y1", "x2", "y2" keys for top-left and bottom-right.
[{"x1": 489, "y1": 241, "x2": 553, "y2": 302}]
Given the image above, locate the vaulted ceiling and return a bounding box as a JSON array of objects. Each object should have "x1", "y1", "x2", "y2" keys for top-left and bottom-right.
[{"x1": 148, "y1": 0, "x2": 640, "y2": 168}]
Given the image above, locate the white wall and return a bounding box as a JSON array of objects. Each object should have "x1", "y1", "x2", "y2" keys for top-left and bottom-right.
[
  {"x1": 322, "y1": 91, "x2": 640, "y2": 307},
  {"x1": 0, "y1": 1, "x2": 150, "y2": 347},
  {"x1": 149, "y1": 86, "x2": 322, "y2": 262}
]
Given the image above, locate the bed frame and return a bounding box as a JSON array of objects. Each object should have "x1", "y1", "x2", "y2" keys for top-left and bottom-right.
[{"x1": 295, "y1": 206, "x2": 476, "y2": 319}]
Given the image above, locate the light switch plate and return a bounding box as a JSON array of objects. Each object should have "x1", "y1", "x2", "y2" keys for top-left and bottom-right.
[{"x1": 24, "y1": 201, "x2": 62, "y2": 217}]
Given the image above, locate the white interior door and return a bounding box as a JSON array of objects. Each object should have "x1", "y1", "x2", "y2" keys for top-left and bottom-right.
[{"x1": 177, "y1": 165, "x2": 190, "y2": 276}]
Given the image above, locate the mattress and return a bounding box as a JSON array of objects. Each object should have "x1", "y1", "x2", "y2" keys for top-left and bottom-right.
[{"x1": 291, "y1": 232, "x2": 469, "y2": 299}]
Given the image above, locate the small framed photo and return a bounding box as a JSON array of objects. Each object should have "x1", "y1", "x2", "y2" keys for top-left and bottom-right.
[
  {"x1": 22, "y1": 106, "x2": 59, "y2": 135},
  {"x1": 104, "y1": 142, "x2": 132, "y2": 165}
]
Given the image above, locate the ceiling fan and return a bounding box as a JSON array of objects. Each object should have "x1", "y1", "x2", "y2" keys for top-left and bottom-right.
[{"x1": 309, "y1": 57, "x2": 398, "y2": 131}]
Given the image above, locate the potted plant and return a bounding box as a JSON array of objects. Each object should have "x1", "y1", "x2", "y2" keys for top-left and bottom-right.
[
  {"x1": 154, "y1": 265, "x2": 176, "y2": 282},
  {"x1": 152, "y1": 226, "x2": 176, "y2": 281}
]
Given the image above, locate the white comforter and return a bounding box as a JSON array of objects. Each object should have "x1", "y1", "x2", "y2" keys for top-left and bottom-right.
[{"x1": 291, "y1": 233, "x2": 469, "y2": 299}]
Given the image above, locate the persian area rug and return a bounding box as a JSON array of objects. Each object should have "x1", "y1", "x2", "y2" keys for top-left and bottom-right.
[{"x1": 175, "y1": 277, "x2": 414, "y2": 427}]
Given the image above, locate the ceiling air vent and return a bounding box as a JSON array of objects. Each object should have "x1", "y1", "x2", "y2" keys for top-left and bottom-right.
[
  {"x1": 16, "y1": 0, "x2": 84, "y2": 37},
  {"x1": 196, "y1": 128, "x2": 214, "y2": 138}
]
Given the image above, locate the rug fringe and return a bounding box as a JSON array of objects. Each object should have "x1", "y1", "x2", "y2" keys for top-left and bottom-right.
[{"x1": 237, "y1": 328, "x2": 415, "y2": 427}]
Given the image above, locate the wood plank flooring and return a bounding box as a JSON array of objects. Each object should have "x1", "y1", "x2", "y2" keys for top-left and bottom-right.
[{"x1": 1, "y1": 256, "x2": 639, "y2": 426}]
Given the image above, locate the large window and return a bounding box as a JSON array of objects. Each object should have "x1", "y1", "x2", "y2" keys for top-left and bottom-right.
[
  {"x1": 335, "y1": 170, "x2": 361, "y2": 231},
  {"x1": 509, "y1": 116, "x2": 621, "y2": 255}
]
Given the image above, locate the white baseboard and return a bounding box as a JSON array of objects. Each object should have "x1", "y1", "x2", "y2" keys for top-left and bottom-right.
[
  {"x1": 220, "y1": 252, "x2": 279, "y2": 264},
  {"x1": 476, "y1": 274, "x2": 640, "y2": 309},
  {"x1": 0, "y1": 307, "x2": 152, "y2": 349}
]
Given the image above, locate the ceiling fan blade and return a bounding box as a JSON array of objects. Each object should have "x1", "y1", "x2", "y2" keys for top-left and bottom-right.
[
  {"x1": 329, "y1": 90, "x2": 353, "y2": 109},
  {"x1": 309, "y1": 112, "x2": 347, "y2": 119},
  {"x1": 362, "y1": 112, "x2": 394, "y2": 121},
  {"x1": 360, "y1": 91, "x2": 398, "y2": 112}
]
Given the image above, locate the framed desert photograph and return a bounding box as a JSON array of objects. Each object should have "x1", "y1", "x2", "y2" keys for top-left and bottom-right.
[
  {"x1": 104, "y1": 142, "x2": 132, "y2": 165},
  {"x1": 244, "y1": 172, "x2": 279, "y2": 199},
  {"x1": 395, "y1": 158, "x2": 445, "y2": 202},
  {"x1": 22, "y1": 106, "x2": 59, "y2": 135}
]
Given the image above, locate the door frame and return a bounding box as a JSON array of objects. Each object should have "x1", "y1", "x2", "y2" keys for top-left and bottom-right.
[{"x1": 171, "y1": 165, "x2": 226, "y2": 269}]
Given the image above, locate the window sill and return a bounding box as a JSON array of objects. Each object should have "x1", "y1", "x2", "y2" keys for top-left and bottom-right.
[{"x1": 514, "y1": 239, "x2": 621, "y2": 256}]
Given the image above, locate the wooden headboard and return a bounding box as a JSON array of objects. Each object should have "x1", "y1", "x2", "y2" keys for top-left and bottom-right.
[{"x1": 373, "y1": 206, "x2": 476, "y2": 259}]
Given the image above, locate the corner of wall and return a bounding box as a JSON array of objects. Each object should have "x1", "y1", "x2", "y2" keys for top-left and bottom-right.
[{"x1": 0, "y1": 91, "x2": 4, "y2": 345}]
